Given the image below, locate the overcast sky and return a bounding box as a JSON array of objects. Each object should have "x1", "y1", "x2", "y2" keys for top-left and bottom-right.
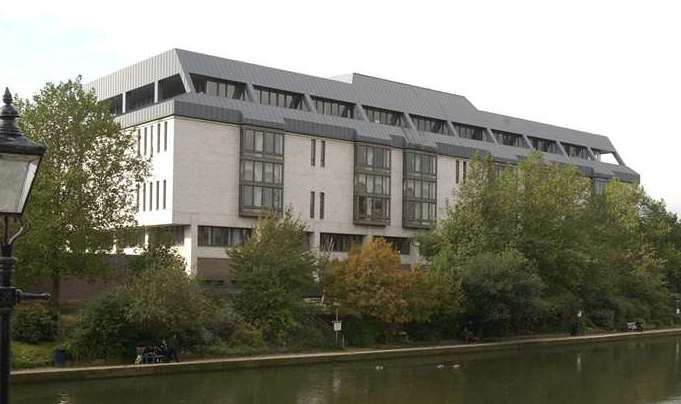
[{"x1": 2, "y1": 0, "x2": 679, "y2": 214}]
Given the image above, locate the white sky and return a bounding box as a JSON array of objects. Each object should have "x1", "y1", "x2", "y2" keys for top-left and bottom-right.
[{"x1": 2, "y1": 0, "x2": 679, "y2": 214}]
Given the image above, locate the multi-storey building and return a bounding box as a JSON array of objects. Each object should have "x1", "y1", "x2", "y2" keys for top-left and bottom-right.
[{"x1": 87, "y1": 49, "x2": 639, "y2": 287}]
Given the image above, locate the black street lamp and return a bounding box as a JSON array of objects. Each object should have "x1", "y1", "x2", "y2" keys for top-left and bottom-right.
[{"x1": 0, "y1": 88, "x2": 49, "y2": 404}]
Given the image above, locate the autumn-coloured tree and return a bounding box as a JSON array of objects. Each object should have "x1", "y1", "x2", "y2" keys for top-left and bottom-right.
[{"x1": 327, "y1": 238, "x2": 457, "y2": 327}]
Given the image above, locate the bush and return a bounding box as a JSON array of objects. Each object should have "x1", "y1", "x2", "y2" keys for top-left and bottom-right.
[
  {"x1": 125, "y1": 253, "x2": 218, "y2": 349},
  {"x1": 461, "y1": 250, "x2": 547, "y2": 336},
  {"x1": 344, "y1": 317, "x2": 383, "y2": 347},
  {"x1": 11, "y1": 304, "x2": 57, "y2": 343},
  {"x1": 69, "y1": 290, "x2": 139, "y2": 360}
]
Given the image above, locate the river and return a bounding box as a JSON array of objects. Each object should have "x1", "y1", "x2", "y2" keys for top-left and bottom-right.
[{"x1": 13, "y1": 335, "x2": 681, "y2": 403}]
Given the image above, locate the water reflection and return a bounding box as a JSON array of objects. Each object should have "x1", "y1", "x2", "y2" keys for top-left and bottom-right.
[{"x1": 13, "y1": 336, "x2": 681, "y2": 404}]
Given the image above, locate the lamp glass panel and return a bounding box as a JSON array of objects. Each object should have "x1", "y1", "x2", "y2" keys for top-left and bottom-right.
[{"x1": 0, "y1": 152, "x2": 40, "y2": 214}]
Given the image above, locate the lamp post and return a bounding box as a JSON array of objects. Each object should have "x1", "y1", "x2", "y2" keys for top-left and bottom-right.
[{"x1": 0, "y1": 88, "x2": 49, "y2": 404}]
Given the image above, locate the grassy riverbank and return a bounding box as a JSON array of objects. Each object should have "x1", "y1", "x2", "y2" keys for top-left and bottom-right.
[
  {"x1": 13, "y1": 326, "x2": 681, "y2": 374},
  {"x1": 12, "y1": 327, "x2": 681, "y2": 386}
]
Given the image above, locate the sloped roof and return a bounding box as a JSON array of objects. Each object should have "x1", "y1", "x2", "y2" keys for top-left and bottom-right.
[{"x1": 86, "y1": 49, "x2": 638, "y2": 182}]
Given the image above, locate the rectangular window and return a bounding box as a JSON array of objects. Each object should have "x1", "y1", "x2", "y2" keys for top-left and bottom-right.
[
  {"x1": 125, "y1": 83, "x2": 155, "y2": 112},
  {"x1": 150, "y1": 126, "x2": 154, "y2": 157},
  {"x1": 136, "y1": 184, "x2": 140, "y2": 212},
  {"x1": 494, "y1": 130, "x2": 527, "y2": 148},
  {"x1": 528, "y1": 136, "x2": 560, "y2": 154},
  {"x1": 191, "y1": 74, "x2": 246, "y2": 100},
  {"x1": 102, "y1": 95, "x2": 123, "y2": 116},
  {"x1": 453, "y1": 122, "x2": 488, "y2": 142},
  {"x1": 310, "y1": 191, "x2": 315, "y2": 219},
  {"x1": 403, "y1": 151, "x2": 437, "y2": 228},
  {"x1": 149, "y1": 225, "x2": 185, "y2": 246},
  {"x1": 137, "y1": 130, "x2": 141, "y2": 156},
  {"x1": 155, "y1": 180, "x2": 160, "y2": 210},
  {"x1": 311, "y1": 139, "x2": 316, "y2": 166},
  {"x1": 149, "y1": 181, "x2": 153, "y2": 209},
  {"x1": 563, "y1": 143, "x2": 591, "y2": 159},
  {"x1": 312, "y1": 96, "x2": 354, "y2": 118},
  {"x1": 158, "y1": 74, "x2": 186, "y2": 101},
  {"x1": 254, "y1": 85, "x2": 303, "y2": 110},
  {"x1": 463, "y1": 161, "x2": 467, "y2": 184},
  {"x1": 456, "y1": 160, "x2": 460, "y2": 184},
  {"x1": 321, "y1": 141, "x2": 326, "y2": 167},
  {"x1": 320, "y1": 192, "x2": 325, "y2": 220},
  {"x1": 198, "y1": 226, "x2": 251, "y2": 247},
  {"x1": 364, "y1": 106, "x2": 406, "y2": 127},
  {"x1": 240, "y1": 128, "x2": 285, "y2": 216},
  {"x1": 142, "y1": 183, "x2": 146, "y2": 211},
  {"x1": 164, "y1": 122, "x2": 168, "y2": 151},
  {"x1": 144, "y1": 127, "x2": 147, "y2": 155},
  {"x1": 157, "y1": 123, "x2": 161, "y2": 152},
  {"x1": 320, "y1": 233, "x2": 364, "y2": 252},
  {"x1": 163, "y1": 180, "x2": 167, "y2": 209},
  {"x1": 410, "y1": 115, "x2": 452, "y2": 135},
  {"x1": 354, "y1": 144, "x2": 391, "y2": 225},
  {"x1": 381, "y1": 236, "x2": 411, "y2": 255}
]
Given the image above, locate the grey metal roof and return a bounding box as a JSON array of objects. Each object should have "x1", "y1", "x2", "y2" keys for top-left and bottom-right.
[{"x1": 86, "y1": 49, "x2": 638, "y2": 182}]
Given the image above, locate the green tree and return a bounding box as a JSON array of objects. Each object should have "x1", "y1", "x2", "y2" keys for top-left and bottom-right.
[
  {"x1": 228, "y1": 213, "x2": 317, "y2": 343},
  {"x1": 425, "y1": 152, "x2": 677, "y2": 331},
  {"x1": 14, "y1": 77, "x2": 149, "y2": 307},
  {"x1": 461, "y1": 250, "x2": 546, "y2": 336},
  {"x1": 126, "y1": 245, "x2": 218, "y2": 346}
]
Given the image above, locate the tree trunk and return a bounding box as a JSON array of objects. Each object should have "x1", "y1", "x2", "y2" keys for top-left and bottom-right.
[{"x1": 50, "y1": 272, "x2": 61, "y2": 313}]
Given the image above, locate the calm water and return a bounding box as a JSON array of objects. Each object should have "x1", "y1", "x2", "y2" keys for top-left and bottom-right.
[{"x1": 13, "y1": 336, "x2": 681, "y2": 404}]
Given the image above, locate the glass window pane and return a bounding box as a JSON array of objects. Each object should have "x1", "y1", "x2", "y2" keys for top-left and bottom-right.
[{"x1": 254, "y1": 161, "x2": 263, "y2": 182}]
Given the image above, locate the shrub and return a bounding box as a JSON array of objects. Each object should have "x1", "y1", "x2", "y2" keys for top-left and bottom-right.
[
  {"x1": 11, "y1": 304, "x2": 57, "y2": 343},
  {"x1": 344, "y1": 317, "x2": 383, "y2": 347},
  {"x1": 461, "y1": 250, "x2": 547, "y2": 336},
  {"x1": 69, "y1": 289, "x2": 139, "y2": 360},
  {"x1": 125, "y1": 253, "x2": 218, "y2": 349}
]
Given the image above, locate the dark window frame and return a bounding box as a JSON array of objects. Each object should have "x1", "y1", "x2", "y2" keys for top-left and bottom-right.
[
  {"x1": 254, "y1": 85, "x2": 304, "y2": 110},
  {"x1": 320, "y1": 233, "x2": 364, "y2": 252},
  {"x1": 403, "y1": 151, "x2": 437, "y2": 228},
  {"x1": 198, "y1": 226, "x2": 251, "y2": 248},
  {"x1": 191, "y1": 74, "x2": 246, "y2": 100},
  {"x1": 354, "y1": 143, "x2": 391, "y2": 226},
  {"x1": 364, "y1": 106, "x2": 407, "y2": 128},
  {"x1": 453, "y1": 122, "x2": 488, "y2": 142},
  {"x1": 410, "y1": 114, "x2": 452, "y2": 135},
  {"x1": 239, "y1": 127, "x2": 285, "y2": 217},
  {"x1": 312, "y1": 96, "x2": 355, "y2": 118}
]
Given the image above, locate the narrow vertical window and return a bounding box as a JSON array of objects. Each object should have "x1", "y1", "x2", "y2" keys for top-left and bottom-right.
[
  {"x1": 136, "y1": 184, "x2": 140, "y2": 212},
  {"x1": 157, "y1": 123, "x2": 161, "y2": 152},
  {"x1": 156, "y1": 180, "x2": 160, "y2": 210},
  {"x1": 311, "y1": 139, "x2": 316, "y2": 166},
  {"x1": 137, "y1": 130, "x2": 141, "y2": 156},
  {"x1": 142, "y1": 183, "x2": 146, "y2": 211},
  {"x1": 320, "y1": 192, "x2": 325, "y2": 219},
  {"x1": 456, "y1": 160, "x2": 460, "y2": 184},
  {"x1": 144, "y1": 127, "x2": 148, "y2": 155},
  {"x1": 149, "y1": 181, "x2": 153, "y2": 209},
  {"x1": 310, "y1": 191, "x2": 315, "y2": 218},
  {"x1": 163, "y1": 180, "x2": 167, "y2": 209},
  {"x1": 463, "y1": 161, "x2": 467, "y2": 184},
  {"x1": 321, "y1": 141, "x2": 326, "y2": 167},
  {"x1": 150, "y1": 126, "x2": 154, "y2": 157},
  {"x1": 164, "y1": 122, "x2": 168, "y2": 151}
]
